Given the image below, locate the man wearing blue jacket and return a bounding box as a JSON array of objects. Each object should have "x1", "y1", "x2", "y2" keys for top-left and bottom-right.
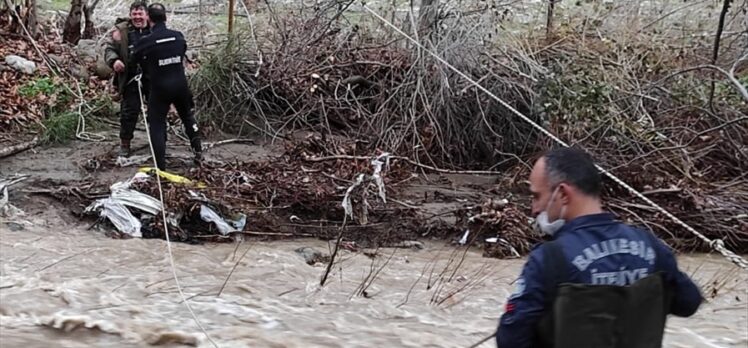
[{"x1": 496, "y1": 147, "x2": 702, "y2": 348}]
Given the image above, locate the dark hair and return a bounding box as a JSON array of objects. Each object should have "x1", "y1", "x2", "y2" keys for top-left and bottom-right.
[
  {"x1": 148, "y1": 3, "x2": 167, "y2": 23},
  {"x1": 129, "y1": 1, "x2": 147, "y2": 12},
  {"x1": 544, "y1": 147, "x2": 602, "y2": 197}
]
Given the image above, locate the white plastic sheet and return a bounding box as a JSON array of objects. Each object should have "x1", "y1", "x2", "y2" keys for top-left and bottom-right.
[
  {"x1": 341, "y1": 153, "x2": 391, "y2": 221},
  {"x1": 85, "y1": 172, "x2": 161, "y2": 237},
  {"x1": 370, "y1": 153, "x2": 390, "y2": 204},
  {"x1": 342, "y1": 174, "x2": 365, "y2": 219},
  {"x1": 485, "y1": 237, "x2": 520, "y2": 258},
  {"x1": 110, "y1": 172, "x2": 150, "y2": 192},
  {"x1": 458, "y1": 230, "x2": 470, "y2": 245},
  {"x1": 1, "y1": 187, "x2": 24, "y2": 218},
  {"x1": 199, "y1": 205, "x2": 246, "y2": 235},
  {"x1": 110, "y1": 189, "x2": 162, "y2": 215},
  {"x1": 1, "y1": 175, "x2": 29, "y2": 218},
  {"x1": 115, "y1": 155, "x2": 151, "y2": 167},
  {"x1": 88, "y1": 199, "x2": 142, "y2": 237}
]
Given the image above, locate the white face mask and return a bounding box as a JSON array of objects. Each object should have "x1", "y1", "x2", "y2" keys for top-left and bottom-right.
[{"x1": 534, "y1": 186, "x2": 567, "y2": 236}]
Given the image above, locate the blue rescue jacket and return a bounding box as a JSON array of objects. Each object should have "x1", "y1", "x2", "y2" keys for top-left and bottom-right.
[{"x1": 496, "y1": 213, "x2": 703, "y2": 348}]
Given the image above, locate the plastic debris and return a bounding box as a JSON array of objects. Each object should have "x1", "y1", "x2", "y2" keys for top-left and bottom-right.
[
  {"x1": 498, "y1": 237, "x2": 521, "y2": 258},
  {"x1": 199, "y1": 205, "x2": 246, "y2": 235},
  {"x1": 110, "y1": 172, "x2": 149, "y2": 190},
  {"x1": 485, "y1": 237, "x2": 520, "y2": 257},
  {"x1": 138, "y1": 167, "x2": 206, "y2": 188},
  {"x1": 371, "y1": 153, "x2": 390, "y2": 203},
  {"x1": 1, "y1": 186, "x2": 24, "y2": 218},
  {"x1": 390, "y1": 240, "x2": 425, "y2": 249},
  {"x1": 342, "y1": 173, "x2": 365, "y2": 219},
  {"x1": 116, "y1": 155, "x2": 151, "y2": 167},
  {"x1": 341, "y1": 153, "x2": 391, "y2": 222},
  {"x1": 110, "y1": 189, "x2": 162, "y2": 215},
  {"x1": 458, "y1": 229, "x2": 470, "y2": 245},
  {"x1": 86, "y1": 199, "x2": 142, "y2": 237},
  {"x1": 229, "y1": 213, "x2": 247, "y2": 231},
  {"x1": 108, "y1": 172, "x2": 162, "y2": 214},
  {"x1": 0, "y1": 175, "x2": 29, "y2": 218},
  {"x1": 85, "y1": 172, "x2": 162, "y2": 237}
]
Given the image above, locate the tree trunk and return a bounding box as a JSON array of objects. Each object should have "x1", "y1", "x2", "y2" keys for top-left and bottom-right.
[
  {"x1": 0, "y1": 0, "x2": 8, "y2": 21},
  {"x1": 546, "y1": 0, "x2": 556, "y2": 40},
  {"x1": 6, "y1": 0, "x2": 21, "y2": 34},
  {"x1": 708, "y1": 0, "x2": 733, "y2": 108},
  {"x1": 81, "y1": 0, "x2": 99, "y2": 39},
  {"x1": 2, "y1": 0, "x2": 37, "y2": 37},
  {"x1": 23, "y1": 0, "x2": 37, "y2": 38},
  {"x1": 418, "y1": 0, "x2": 437, "y2": 41},
  {"x1": 62, "y1": 0, "x2": 83, "y2": 44},
  {"x1": 227, "y1": 0, "x2": 235, "y2": 33}
]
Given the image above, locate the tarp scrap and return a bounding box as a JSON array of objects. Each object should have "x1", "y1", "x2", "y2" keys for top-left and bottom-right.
[
  {"x1": 370, "y1": 153, "x2": 390, "y2": 204},
  {"x1": 138, "y1": 167, "x2": 207, "y2": 188},
  {"x1": 86, "y1": 199, "x2": 142, "y2": 237},
  {"x1": 110, "y1": 189, "x2": 162, "y2": 215},
  {"x1": 190, "y1": 191, "x2": 247, "y2": 235},
  {"x1": 341, "y1": 153, "x2": 391, "y2": 221},
  {"x1": 0, "y1": 175, "x2": 29, "y2": 218},
  {"x1": 342, "y1": 174, "x2": 365, "y2": 219},
  {"x1": 198, "y1": 205, "x2": 247, "y2": 235},
  {"x1": 85, "y1": 172, "x2": 162, "y2": 237}
]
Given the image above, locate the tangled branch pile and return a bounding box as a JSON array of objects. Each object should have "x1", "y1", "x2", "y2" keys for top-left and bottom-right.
[
  {"x1": 190, "y1": 1, "x2": 541, "y2": 169},
  {"x1": 86, "y1": 136, "x2": 420, "y2": 245},
  {"x1": 190, "y1": 0, "x2": 748, "y2": 254},
  {"x1": 532, "y1": 32, "x2": 748, "y2": 253}
]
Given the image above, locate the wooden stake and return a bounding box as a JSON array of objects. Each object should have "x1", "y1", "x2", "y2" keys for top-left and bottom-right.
[
  {"x1": 545, "y1": 0, "x2": 555, "y2": 40},
  {"x1": 228, "y1": 0, "x2": 235, "y2": 33}
]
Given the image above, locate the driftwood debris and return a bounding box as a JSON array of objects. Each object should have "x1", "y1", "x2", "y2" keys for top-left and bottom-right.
[{"x1": 0, "y1": 137, "x2": 39, "y2": 158}]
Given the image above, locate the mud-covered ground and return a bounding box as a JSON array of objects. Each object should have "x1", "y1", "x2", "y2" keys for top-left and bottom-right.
[{"x1": 2, "y1": 126, "x2": 533, "y2": 254}]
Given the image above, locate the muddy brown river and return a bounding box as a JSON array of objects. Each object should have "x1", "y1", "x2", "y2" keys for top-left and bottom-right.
[{"x1": 1, "y1": 207, "x2": 746, "y2": 348}]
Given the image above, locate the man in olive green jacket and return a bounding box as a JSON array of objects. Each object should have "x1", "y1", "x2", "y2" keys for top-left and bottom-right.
[{"x1": 103, "y1": 1, "x2": 150, "y2": 157}]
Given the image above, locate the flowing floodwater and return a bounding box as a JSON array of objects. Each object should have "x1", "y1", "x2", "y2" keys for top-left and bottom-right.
[{"x1": 1, "y1": 209, "x2": 746, "y2": 348}]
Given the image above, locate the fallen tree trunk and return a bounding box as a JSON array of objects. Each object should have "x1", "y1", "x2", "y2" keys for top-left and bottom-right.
[{"x1": 0, "y1": 137, "x2": 39, "y2": 158}]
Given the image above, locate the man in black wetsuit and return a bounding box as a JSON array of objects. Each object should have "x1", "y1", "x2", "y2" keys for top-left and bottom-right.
[{"x1": 132, "y1": 3, "x2": 202, "y2": 170}]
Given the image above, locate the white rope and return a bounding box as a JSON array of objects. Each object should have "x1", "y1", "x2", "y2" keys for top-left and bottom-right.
[
  {"x1": 361, "y1": 4, "x2": 748, "y2": 270},
  {"x1": 134, "y1": 75, "x2": 220, "y2": 347},
  {"x1": 74, "y1": 81, "x2": 107, "y2": 142}
]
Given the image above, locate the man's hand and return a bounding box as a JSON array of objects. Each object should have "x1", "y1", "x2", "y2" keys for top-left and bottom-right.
[
  {"x1": 112, "y1": 29, "x2": 122, "y2": 42},
  {"x1": 113, "y1": 60, "x2": 125, "y2": 73}
]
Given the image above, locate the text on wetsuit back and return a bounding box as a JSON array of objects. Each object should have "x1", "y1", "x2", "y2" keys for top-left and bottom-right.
[
  {"x1": 159, "y1": 56, "x2": 182, "y2": 66},
  {"x1": 571, "y1": 238, "x2": 656, "y2": 285}
]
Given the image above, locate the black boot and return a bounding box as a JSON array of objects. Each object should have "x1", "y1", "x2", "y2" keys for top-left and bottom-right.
[
  {"x1": 191, "y1": 137, "x2": 203, "y2": 165},
  {"x1": 194, "y1": 151, "x2": 203, "y2": 166},
  {"x1": 118, "y1": 139, "x2": 131, "y2": 157}
]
